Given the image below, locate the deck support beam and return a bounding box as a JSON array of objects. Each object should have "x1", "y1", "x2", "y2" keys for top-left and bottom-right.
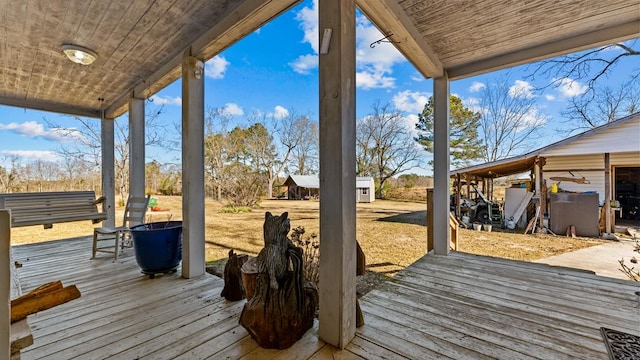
[
  {"x1": 433, "y1": 75, "x2": 451, "y2": 255},
  {"x1": 604, "y1": 153, "x2": 612, "y2": 234},
  {"x1": 1, "y1": 211, "x2": 9, "y2": 360},
  {"x1": 101, "y1": 116, "x2": 116, "y2": 227},
  {"x1": 129, "y1": 96, "x2": 146, "y2": 204},
  {"x1": 181, "y1": 49, "x2": 206, "y2": 279},
  {"x1": 318, "y1": 0, "x2": 357, "y2": 349}
]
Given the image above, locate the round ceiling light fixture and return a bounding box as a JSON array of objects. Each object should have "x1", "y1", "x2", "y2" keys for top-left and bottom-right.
[{"x1": 61, "y1": 44, "x2": 98, "y2": 65}]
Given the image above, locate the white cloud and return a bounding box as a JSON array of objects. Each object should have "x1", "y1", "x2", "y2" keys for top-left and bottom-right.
[
  {"x1": 403, "y1": 113, "x2": 421, "y2": 138},
  {"x1": 290, "y1": 54, "x2": 318, "y2": 74},
  {"x1": 295, "y1": 0, "x2": 319, "y2": 53},
  {"x1": 354, "y1": 16, "x2": 404, "y2": 89},
  {"x1": 518, "y1": 107, "x2": 547, "y2": 131},
  {"x1": 269, "y1": 106, "x2": 290, "y2": 119},
  {"x1": 0, "y1": 121, "x2": 84, "y2": 142},
  {"x1": 508, "y1": 80, "x2": 535, "y2": 99},
  {"x1": 464, "y1": 97, "x2": 481, "y2": 107},
  {"x1": 411, "y1": 74, "x2": 425, "y2": 82},
  {"x1": 392, "y1": 90, "x2": 430, "y2": 114},
  {"x1": 205, "y1": 56, "x2": 230, "y2": 79},
  {"x1": 292, "y1": 2, "x2": 405, "y2": 88},
  {"x1": 356, "y1": 69, "x2": 396, "y2": 90},
  {"x1": 469, "y1": 81, "x2": 486, "y2": 92},
  {"x1": 150, "y1": 95, "x2": 181, "y2": 106},
  {"x1": 1, "y1": 150, "x2": 60, "y2": 162},
  {"x1": 222, "y1": 103, "x2": 244, "y2": 116},
  {"x1": 545, "y1": 94, "x2": 555, "y2": 101},
  {"x1": 555, "y1": 77, "x2": 588, "y2": 97}
]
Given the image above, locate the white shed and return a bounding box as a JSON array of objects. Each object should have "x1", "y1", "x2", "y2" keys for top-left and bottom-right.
[{"x1": 356, "y1": 177, "x2": 375, "y2": 203}]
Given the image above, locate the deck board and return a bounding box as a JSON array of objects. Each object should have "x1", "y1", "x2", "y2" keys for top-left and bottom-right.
[{"x1": 11, "y1": 237, "x2": 639, "y2": 359}]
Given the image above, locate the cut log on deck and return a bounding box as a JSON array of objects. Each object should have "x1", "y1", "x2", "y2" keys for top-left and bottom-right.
[{"x1": 11, "y1": 281, "x2": 81, "y2": 323}]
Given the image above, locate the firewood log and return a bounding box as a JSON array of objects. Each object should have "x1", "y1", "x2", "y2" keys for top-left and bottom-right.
[{"x1": 11, "y1": 281, "x2": 81, "y2": 323}]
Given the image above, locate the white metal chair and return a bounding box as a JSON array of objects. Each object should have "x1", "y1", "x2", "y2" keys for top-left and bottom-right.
[{"x1": 92, "y1": 195, "x2": 150, "y2": 260}]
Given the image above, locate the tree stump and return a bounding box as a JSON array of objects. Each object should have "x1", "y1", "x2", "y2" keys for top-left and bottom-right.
[
  {"x1": 241, "y1": 256, "x2": 258, "y2": 300},
  {"x1": 221, "y1": 250, "x2": 247, "y2": 301},
  {"x1": 239, "y1": 212, "x2": 318, "y2": 349}
]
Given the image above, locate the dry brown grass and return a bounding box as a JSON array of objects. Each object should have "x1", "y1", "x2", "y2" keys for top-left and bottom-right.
[{"x1": 10, "y1": 195, "x2": 603, "y2": 277}]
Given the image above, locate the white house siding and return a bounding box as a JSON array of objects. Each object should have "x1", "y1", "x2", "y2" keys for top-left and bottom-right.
[
  {"x1": 542, "y1": 152, "x2": 640, "y2": 204},
  {"x1": 611, "y1": 152, "x2": 640, "y2": 166},
  {"x1": 541, "y1": 119, "x2": 640, "y2": 157}
]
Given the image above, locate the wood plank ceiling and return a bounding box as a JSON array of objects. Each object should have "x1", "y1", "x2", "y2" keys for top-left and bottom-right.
[
  {"x1": 357, "y1": 0, "x2": 640, "y2": 79},
  {"x1": 0, "y1": 0, "x2": 299, "y2": 118},
  {"x1": 1, "y1": 0, "x2": 638, "y2": 119}
]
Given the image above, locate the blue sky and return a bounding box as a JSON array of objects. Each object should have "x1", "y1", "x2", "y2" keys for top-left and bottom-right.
[{"x1": 0, "y1": 0, "x2": 637, "y2": 175}]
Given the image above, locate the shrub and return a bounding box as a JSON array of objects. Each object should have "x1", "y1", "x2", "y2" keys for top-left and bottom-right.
[
  {"x1": 289, "y1": 226, "x2": 319, "y2": 285},
  {"x1": 219, "y1": 206, "x2": 252, "y2": 214}
]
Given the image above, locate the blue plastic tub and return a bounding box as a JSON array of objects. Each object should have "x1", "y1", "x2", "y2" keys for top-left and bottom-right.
[{"x1": 130, "y1": 221, "x2": 182, "y2": 277}]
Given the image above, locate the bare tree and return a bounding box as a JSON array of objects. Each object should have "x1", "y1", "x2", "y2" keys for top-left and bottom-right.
[
  {"x1": 289, "y1": 119, "x2": 318, "y2": 175},
  {"x1": 0, "y1": 155, "x2": 20, "y2": 192},
  {"x1": 478, "y1": 78, "x2": 547, "y2": 162},
  {"x1": 561, "y1": 80, "x2": 640, "y2": 133},
  {"x1": 528, "y1": 40, "x2": 639, "y2": 95},
  {"x1": 204, "y1": 107, "x2": 232, "y2": 200},
  {"x1": 47, "y1": 101, "x2": 165, "y2": 201},
  {"x1": 31, "y1": 160, "x2": 60, "y2": 192},
  {"x1": 527, "y1": 40, "x2": 640, "y2": 133},
  {"x1": 357, "y1": 101, "x2": 422, "y2": 199},
  {"x1": 245, "y1": 110, "x2": 311, "y2": 198}
]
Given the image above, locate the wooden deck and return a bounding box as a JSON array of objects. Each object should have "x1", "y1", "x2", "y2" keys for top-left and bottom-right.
[{"x1": 12, "y1": 237, "x2": 639, "y2": 359}]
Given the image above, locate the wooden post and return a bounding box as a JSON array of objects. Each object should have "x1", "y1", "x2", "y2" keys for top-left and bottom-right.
[
  {"x1": 129, "y1": 96, "x2": 146, "y2": 203},
  {"x1": 433, "y1": 75, "x2": 450, "y2": 255},
  {"x1": 1, "y1": 210, "x2": 10, "y2": 360},
  {"x1": 455, "y1": 174, "x2": 461, "y2": 219},
  {"x1": 538, "y1": 157, "x2": 547, "y2": 222},
  {"x1": 181, "y1": 49, "x2": 206, "y2": 278},
  {"x1": 101, "y1": 116, "x2": 116, "y2": 227},
  {"x1": 426, "y1": 188, "x2": 434, "y2": 252},
  {"x1": 604, "y1": 153, "x2": 612, "y2": 234},
  {"x1": 318, "y1": 0, "x2": 357, "y2": 349}
]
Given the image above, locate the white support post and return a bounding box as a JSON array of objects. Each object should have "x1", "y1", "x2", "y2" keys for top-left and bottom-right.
[
  {"x1": 433, "y1": 75, "x2": 451, "y2": 255},
  {"x1": 318, "y1": 0, "x2": 356, "y2": 349},
  {"x1": 129, "y1": 96, "x2": 146, "y2": 201},
  {"x1": 1, "y1": 211, "x2": 9, "y2": 360},
  {"x1": 181, "y1": 49, "x2": 206, "y2": 279},
  {"x1": 101, "y1": 117, "x2": 116, "y2": 227}
]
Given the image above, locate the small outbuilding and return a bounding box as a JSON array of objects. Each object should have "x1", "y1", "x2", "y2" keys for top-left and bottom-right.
[
  {"x1": 282, "y1": 175, "x2": 376, "y2": 202},
  {"x1": 356, "y1": 177, "x2": 375, "y2": 203},
  {"x1": 282, "y1": 175, "x2": 319, "y2": 200}
]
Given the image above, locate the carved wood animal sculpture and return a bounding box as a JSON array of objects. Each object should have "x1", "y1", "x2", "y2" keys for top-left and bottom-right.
[
  {"x1": 257, "y1": 211, "x2": 292, "y2": 290},
  {"x1": 221, "y1": 250, "x2": 247, "y2": 301},
  {"x1": 239, "y1": 211, "x2": 318, "y2": 349}
]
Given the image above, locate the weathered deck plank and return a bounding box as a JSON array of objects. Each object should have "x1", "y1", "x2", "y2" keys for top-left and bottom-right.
[{"x1": 11, "y1": 237, "x2": 639, "y2": 360}]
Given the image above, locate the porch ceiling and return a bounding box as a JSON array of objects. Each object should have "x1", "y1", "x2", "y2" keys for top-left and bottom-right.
[
  {"x1": 0, "y1": 0, "x2": 299, "y2": 119},
  {"x1": 357, "y1": 0, "x2": 640, "y2": 79},
  {"x1": 2, "y1": 1, "x2": 638, "y2": 120}
]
